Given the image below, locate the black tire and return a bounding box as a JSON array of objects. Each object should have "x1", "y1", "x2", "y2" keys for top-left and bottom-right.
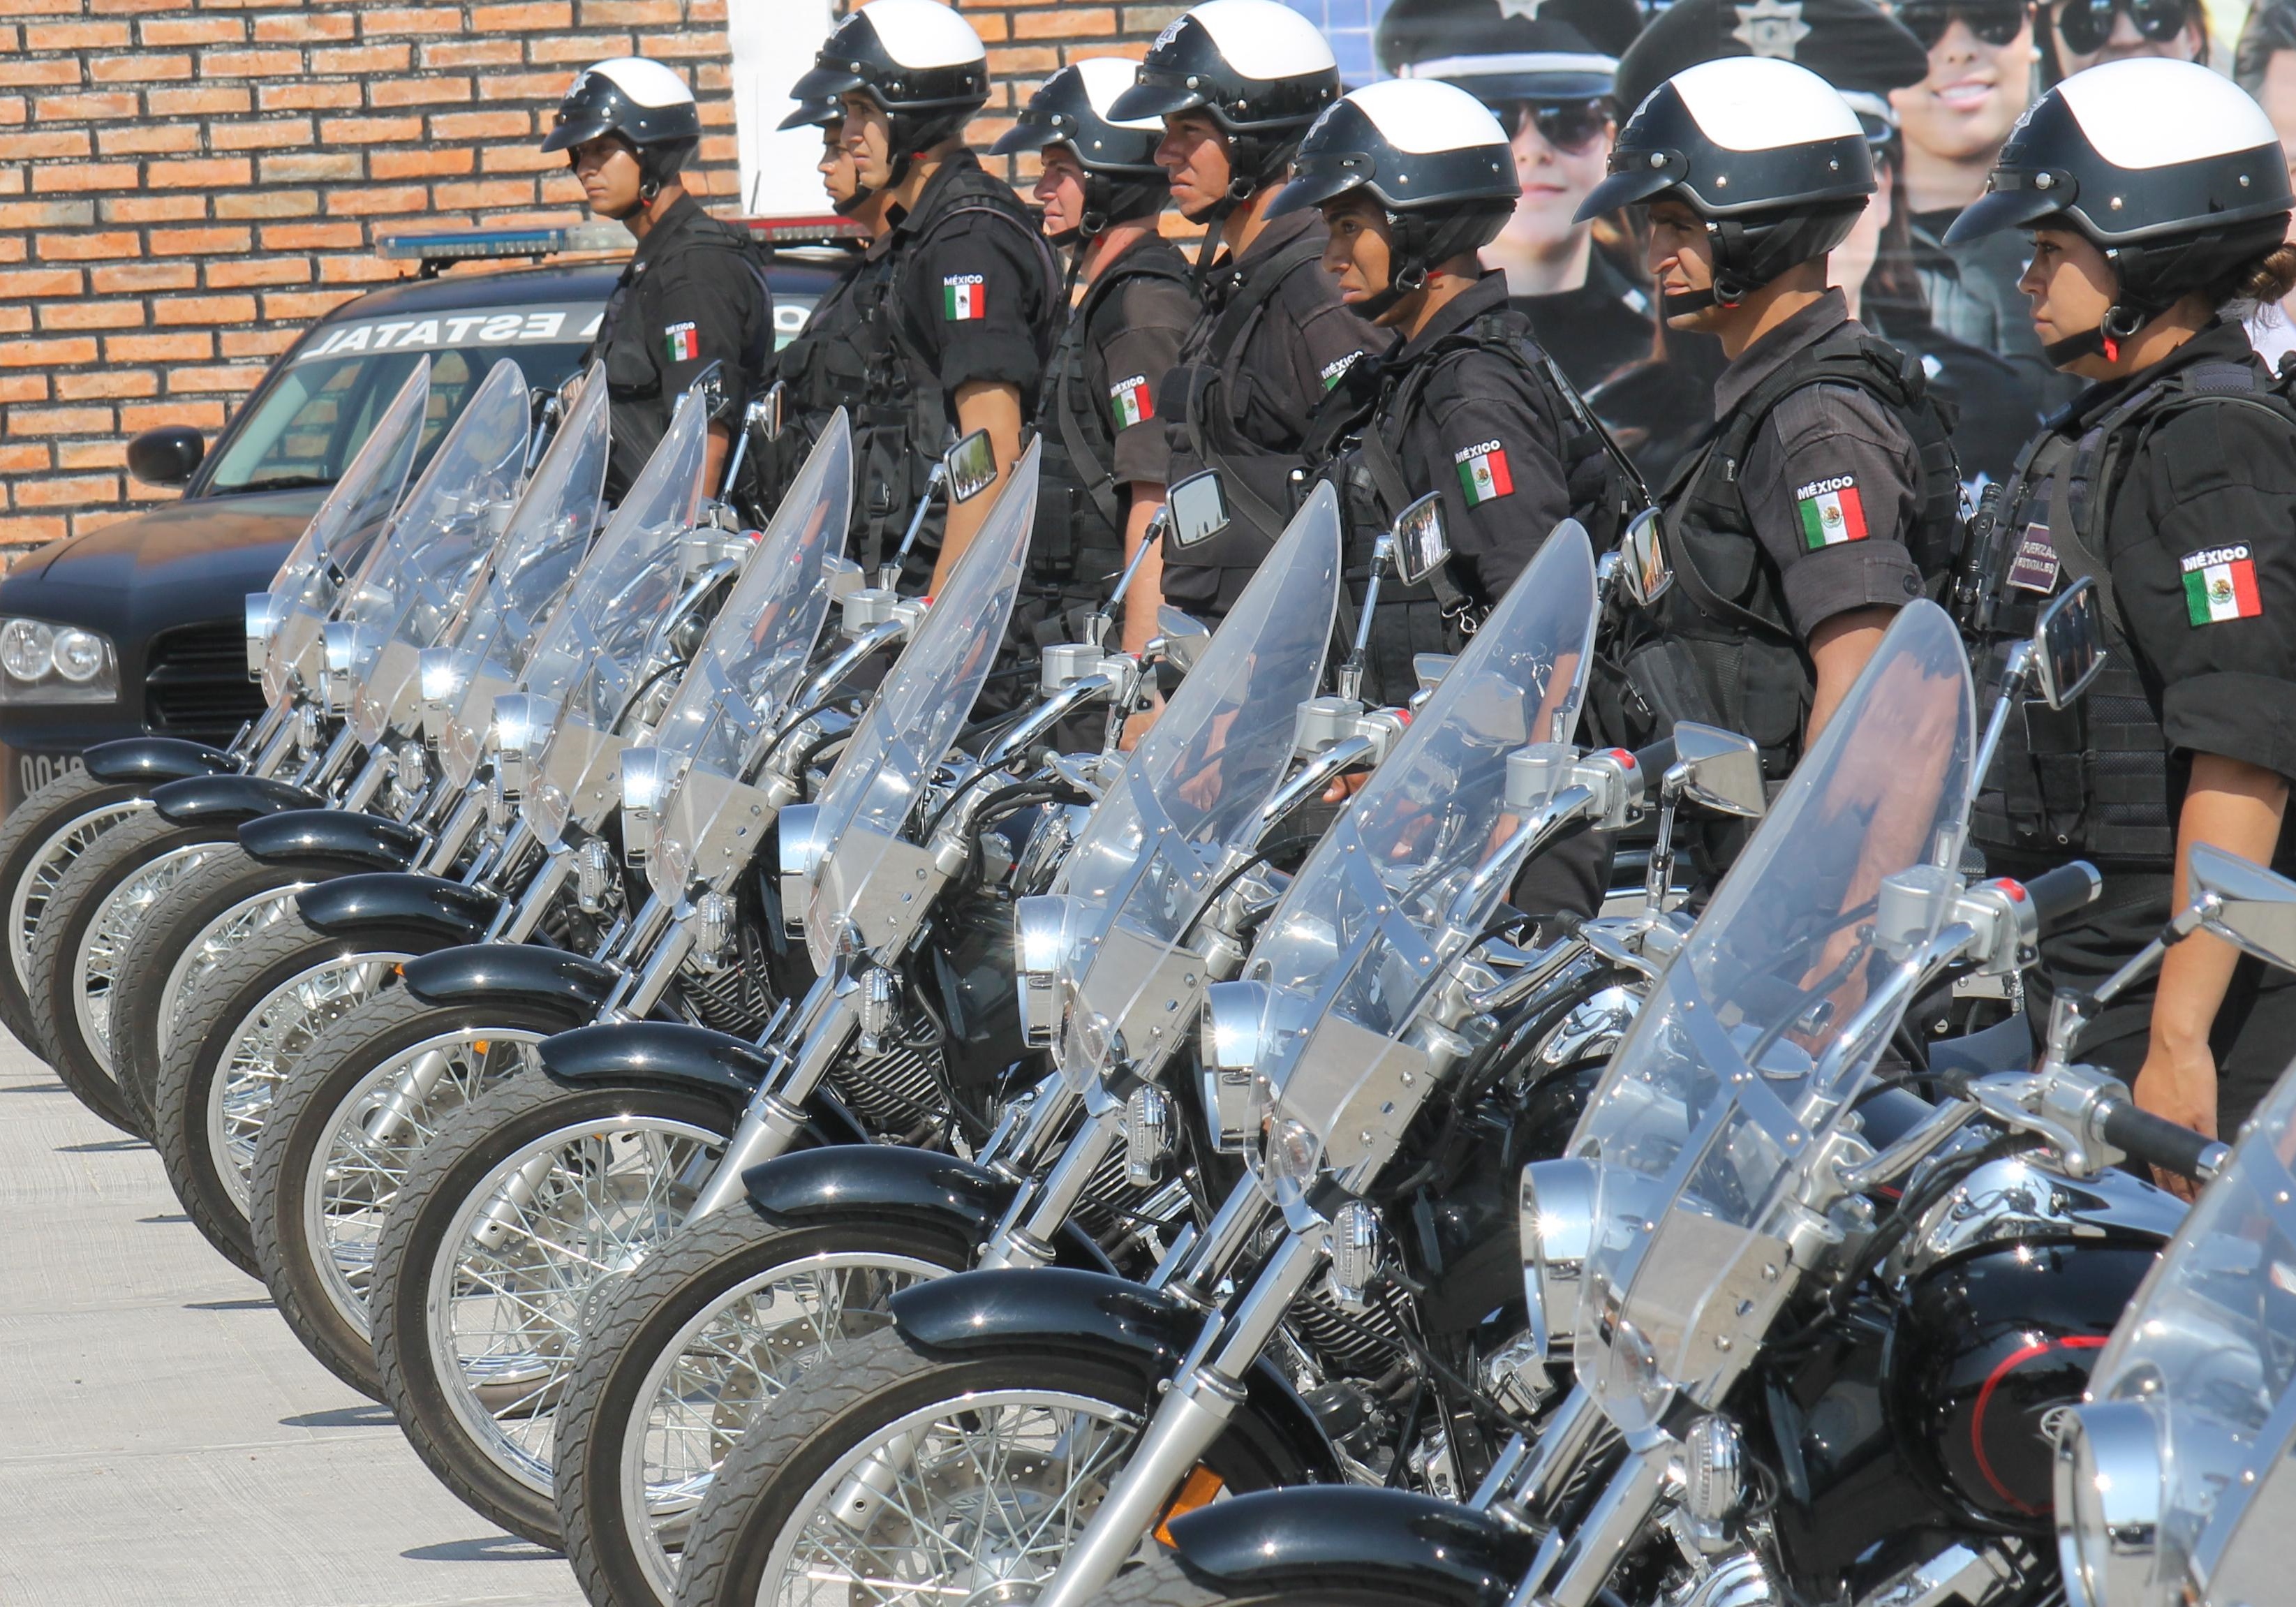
[
  {"x1": 1101, "y1": 1549, "x2": 1471, "y2": 1607},
  {"x1": 110, "y1": 847, "x2": 326, "y2": 1133},
  {"x1": 150, "y1": 912, "x2": 417, "y2": 1278},
  {"x1": 250, "y1": 979, "x2": 541, "y2": 1400},
  {"x1": 557, "y1": 1208, "x2": 972, "y2": 1607},
  {"x1": 0, "y1": 767, "x2": 152, "y2": 1053},
  {"x1": 372, "y1": 1062, "x2": 739, "y2": 1550},
  {"x1": 27, "y1": 808, "x2": 239, "y2": 1134},
  {"x1": 671, "y1": 1326, "x2": 1307, "y2": 1607}
]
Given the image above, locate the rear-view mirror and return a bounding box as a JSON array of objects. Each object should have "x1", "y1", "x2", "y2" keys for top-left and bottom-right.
[
  {"x1": 2187, "y1": 843, "x2": 2296, "y2": 972},
  {"x1": 944, "y1": 428, "x2": 998, "y2": 504},
  {"x1": 1166, "y1": 471, "x2": 1230, "y2": 549},
  {"x1": 128, "y1": 426, "x2": 205, "y2": 487},
  {"x1": 2034, "y1": 578, "x2": 2105, "y2": 711},
  {"x1": 1390, "y1": 492, "x2": 1449, "y2": 586},
  {"x1": 758, "y1": 380, "x2": 786, "y2": 443},
  {"x1": 684, "y1": 360, "x2": 727, "y2": 417},
  {"x1": 1668, "y1": 722, "x2": 1767, "y2": 819},
  {"x1": 1616, "y1": 508, "x2": 1671, "y2": 609},
  {"x1": 1155, "y1": 605, "x2": 1212, "y2": 674}
]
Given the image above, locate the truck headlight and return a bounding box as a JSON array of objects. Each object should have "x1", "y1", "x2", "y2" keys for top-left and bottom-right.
[{"x1": 0, "y1": 618, "x2": 117, "y2": 704}]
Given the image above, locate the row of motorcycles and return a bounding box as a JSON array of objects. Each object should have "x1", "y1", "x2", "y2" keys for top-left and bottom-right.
[{"x1": 8, "y1": 348, "x2": 2290, "y2": 1607}]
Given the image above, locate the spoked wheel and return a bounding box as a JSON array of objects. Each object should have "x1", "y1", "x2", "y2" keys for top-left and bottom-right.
[
  {"x1": 149, "y1": 915, "x2": 416, "y2": 1275},
  {"x1": 27, "y1": 809, "x2": 239, "y2": 1133},
  {"x1": 110, "y1": 847, "x2": 324, "y2": 1132},
  {"x1": 669, "y1": 1328, "x2": 1304, "y2": 1607},
  {"x1": 557, "y1": 1210, "x2": 968, "y2": 1607},
  {"x1": 0, "y1": 767, "x2": 153, "y2": 1052},
  {"x1": 373, "y1": 1069, "x2": 736, "y2": 1548},
  {"x1": 1101, "y1": 1549, "x2": 1480, "y2": 1607},
  {"x1": 251, "y1": 987, "x2": 556, "y2": 1398}
]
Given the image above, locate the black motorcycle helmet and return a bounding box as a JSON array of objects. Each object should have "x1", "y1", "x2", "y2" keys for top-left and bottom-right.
[
  {"x1": 991, "y1": 58, "x2": 1169, "y2": 244},
  {"x1": 1577, "y1": 55, "x2": 1874, "y2": 316},
  {"x1": 783, "y1": 0, "x2": 988, "y2": 191},
  {"x1": 540, "y1": 57, "x2": 702, "y2": 200},
  {"x1": 1271, "y1": 77, "x2": 1518, "y2": 318},
  {"x1": 1946, "y1": 58, "x2": 2295, "y2": 366},
  {"x1": 1109, "y1": 0, "x2": 1342, "y2": 217}
]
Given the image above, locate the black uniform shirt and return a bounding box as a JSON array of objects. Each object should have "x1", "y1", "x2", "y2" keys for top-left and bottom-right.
[
  {"x1": 1509, "y1": 248, "x2": 1655, "y2": 397},
  {"x1": 1716, "y1": 290, "x2": 1925, "y2": 639},
  {"x1": 1385, "y1": 272, "x2": 1573, "y2": 600},
  {"x1": 1081, "y1": 235, "x2": 1198, "y2": 490},
  {"x1": 882, "y1": 151, "x2": 1058, "y2": 417},
  {"x1": 2096, "y1": 320, "x2": 2296, "y2": 790},
  {"x1": 592, "y1": 192, "x2": 771, "y2": 498}
]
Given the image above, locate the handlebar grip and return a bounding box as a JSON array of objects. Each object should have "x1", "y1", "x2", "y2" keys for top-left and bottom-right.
[
  {"x1": 1631, "y1": 737, "x2": 1676, "y2": 779},
  {"x1": 2025, "y1": 861, "x2": 2103, "y2": 933},
  {"x1": 2098, "y1": 1098, "x2": 2228, "y2": 1183}
]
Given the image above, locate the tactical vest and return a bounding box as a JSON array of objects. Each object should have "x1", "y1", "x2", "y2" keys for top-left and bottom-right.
[
  {"x1": 1602, "y1": 325, "x2": 1964, "y2": 780},
  {"x1": 1967, "y1": 353, "x2": 2296, "y2": 866},
  {"x1": 1308, "y1": 309, "x2": 1635, "y2": 707},
  {"x1": 769, "y1": 165, "x2": 1056, "y2": 579},
  {"x1": 1160, "y1": 230, "x2": 1335, "y2": 619}
]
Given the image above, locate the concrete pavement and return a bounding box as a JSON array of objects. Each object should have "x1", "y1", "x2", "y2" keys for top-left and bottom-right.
[{"x1": 0, "y1": 1030, "x2": 583, "y2": 1607}]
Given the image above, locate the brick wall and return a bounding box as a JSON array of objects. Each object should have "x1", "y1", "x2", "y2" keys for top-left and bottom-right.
[{"x1": 1, "y1": 0, "x2": 1169, "y2": 561}]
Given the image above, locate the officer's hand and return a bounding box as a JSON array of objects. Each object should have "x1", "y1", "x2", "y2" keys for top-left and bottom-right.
[
  {"x1": 2133, "y1": 1044, "x2": 2219, "y2": 1202},
  {"x1": 1120, "y1": 692, "x2": 1164, "y2": 753},
  {"x1": 1322, "y1": 770, "x2": 1370, "y2": 805}
]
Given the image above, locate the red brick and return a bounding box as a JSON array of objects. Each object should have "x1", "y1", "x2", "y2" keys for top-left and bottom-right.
[
  {"x1": 316, "y1": 254, "x2": 403, "y2": 283},
  {"x1": 258, "y1": 290, "x2": 360, "y2": 320},
  {"x1": 147, "y1": 156, "x2": 253, "y2": 188},
  {"x1": 986, "y1": 45, "x2": 1059, "y2": 73},
  {"x1": 145, "y1": 86, "x2": 252, "y2": 117},
  {"x1": 1014, "y1": 6, "x2": 1115, "y2": 36},
  {"x1": 87, "y1": 53, "x2": 193, "y2": 82},
  {"x1": 0, "y1": 517, "x2": 71, "y2": 549},
  {"x1": 252, "y1": 13, "x2": 356, "y2": 41},
  {"x1": 479, "y1": 144, "x2": 560, "y2": 173},
  {"x1": 0, "y1": 376, "x2": 49, "y2": 403},
  {"x1": 431, "y1": 179, "x2": 534, "y2": 209},
  {"x1": 101, "y1": 193, "x2": 208, "y2": 221},
  {"x1": 361, "y1": 6, "x2": 463, "y2": 32},
  {"x1": 429, "y1": 109, "x2": 531, "y2": 139},
  {"x1": 212, "y1": 188, "x2": 318, "y2": 219},
  {"x1": 372, "y1": 146, "x2": 474, "y2": 179},
  {"x1": 38, "y1": 301, "x2": 145, "y2": 331},
  {"x1": 25, "y1": 19, "x2": 133, "y2": 47},
  {"x1": 472, "y1": 1, "x2": 572, "y2": 26},
  {"x1": 0, "y1": 337, "x2": 94, "y2": 370},
  {"x1": 0, "y1": 310, "x2": 36, "y2": 338},
  {"x1": 149, "y1": 293, "x2": 258, "y2": 327},
  {"x1": 165, "y1": 365, "x2": 267, "y2": 393},
  {"x1": 15, "y1": 476, "x2": 122, "y2": 509},
  {"x1": 10, "y1": 130, "x2": 92, "y2": 158},
  {"x1": 6, "y1": 407, "x2": 112, "y2": 436},
  {"x1": 204, "y1": 256, "x2": 308, "y2": 286},
  {"x1": 309, "y1": 43, "x2": 410, "y2": 74},
  {"x1": 140, "y1": 16, "x2": 248, "y2": 45},
  {"x1": 318, "y1": 114, "x2": 422, "y2": 143},
  {"x1": 57, "y1": 442, "x2": 131, "y2": 471},
  {"x1": 0, "y1": 446, "x2": 52, "y2": 475},
  {"x1": 258, "y1": 152, "x2": 360, "y2": 183},
  {"x1": 30, "y1": 161, "x2": 137, "y2": 194},
  {"x1": 530, "y1": 32, "x2": 635, "y2": 62},
  {"x1": 260, "y1": 220, "x2": 364, "y2": 249},
  {"x1": 147, "y1": 225, "x2": 253, "y2": 254},
  {"x1": 106, "y1": 332, "x2": 213, "y2": 361},
  {"x1": 0, "y1": 268, "x2": 82, "y2": 297},
  {"x1": 368, "y1": 75, "x2": 474, "y2": 107},
  {"x1": 477, "y1": 71, "x2": 575, "y2": 100},
  {"x1": 0, "y1": 98, "x2": 29, "y2": 126},
  {"x1": 119, "y1": 399, "x2": 226, "y2": 429},
  {"x1": 580, "y1": 0, "x2": 683, "y2": 19},
  {"x1": 89, "y1": 261, "x2": 195, "y2": 292},
  {"x1": 324, "y1": 184, "x2": 426, "y2": 215},
  {"x1": 94, "y1": 122, "x2": 199, "y2": 154},
  {"x1": 220, "y1": 327, "x2": 300, "y2": 358},
  {"x1": 688, "y1": 0, "x2": 726, "y2": 20},
  {"x1": 198, "y1": 47, "x2": 305, "y2": 76},
  {"x1": 55, "y1": 370, "x2": 158, "y2": 399},
  {"x1": 208, "y1": 117, "x2": 313, "y2": 150},
  {"x1": 419, "y1": 38, "x2": 526, "y2": 67},
  {"x1": 89, "y1": 0, "x2": 190, "y2": 13},
  {"x1": 0, "y1": 61, "x2": 84, "y2": 89}
]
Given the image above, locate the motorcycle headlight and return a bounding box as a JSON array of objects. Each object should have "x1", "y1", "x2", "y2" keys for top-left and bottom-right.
[
  {"x1": 2055, "y1": 1402, "x2": 2163, "y2": 1607},
  {"x1": 419, "y1": 646, "x2": 467, "y2": 711},
  {"x1": 0, "y1": 617, "x2": 117, "y2": 704},
  {"x1": 777, "y1": 802, "x2": 829, "y2": 937},
  {"x1": 1201, "y1": 979, "x2": 1269, "y2": 1072},
  {"x1": 489, "y1": 693, "x2": 556, "y2": 801},
  {"x1": 320, "y1": 620, "x2": 359, "y2": 711},
  {"x1": 620, "y1": 746, "x2": 672, "y2": 864},
  {"x1": 1013, "y1": 894, "x2": 1074, "y2": 1051},
  {"x1": 1520, "y1": 1157, "x2": 1597, "y2": 1365},
  {"x1": 1261, "y1": 1115, "x2": 1321, "y2": 1208}
]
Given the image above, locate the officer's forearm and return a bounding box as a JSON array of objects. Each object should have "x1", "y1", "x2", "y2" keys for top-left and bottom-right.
[
  {"x1": 932, "y1": 380, "x2": 1025, "y2": 590},
  {"x1": 1805, "y1": 606, "x2": 1896, "y2": 744},
  {"x1": 1121, "y1": 482, "x2": 1165, "y2": 657},
  {"x1": 704, "y1": 421, "x2": 732, "y2": 498},
  {"x1": 2152, "y1": 754, "x2": 2291, "y2": 1054}
]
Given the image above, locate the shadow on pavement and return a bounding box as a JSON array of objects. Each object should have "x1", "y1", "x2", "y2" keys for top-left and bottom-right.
[{"x1": 403, "y1": 1536, "x2": 563, "y2": 1563}]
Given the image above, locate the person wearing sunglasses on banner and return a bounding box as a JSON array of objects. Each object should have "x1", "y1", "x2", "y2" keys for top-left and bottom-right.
[
  {"x1": 1372, "y1": 0, "x2": 1655, "y2": 396},
  {"x1": 2234, "y1": 0, "x2": 2296, "y2": 369},
  {"x1": 2045, "y1": 0, "x2": 2207, "y2": 75},
  {"x1": 1948, "y1": 60, "x2": 2296, "y2": 1174}
]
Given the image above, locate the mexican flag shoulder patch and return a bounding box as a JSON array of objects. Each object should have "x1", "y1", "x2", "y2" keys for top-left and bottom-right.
[
  {"x1": 942, "y1": 274, "x2": 985, "y2": 320},
  {"x1": 664, "y1": 321, "x2": 698, "y2": 362},
  {"x1": 1453, "y1": 440, "x2": 1513, "y2": 507},
  {"x1": 1109, "y1": 373, "x2": 1152, "y2": 430},
  {"x1": 1795, "y1": 474, "x2": 1867, "y2": 550},
  {"x1": 2182, "y1": 545, "x2": 2263, "y2": 625}
]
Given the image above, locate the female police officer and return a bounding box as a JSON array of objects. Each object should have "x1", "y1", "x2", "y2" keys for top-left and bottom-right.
[{"x1": 1947, "y1": 58, "x2": 2296, "y2": 1154}]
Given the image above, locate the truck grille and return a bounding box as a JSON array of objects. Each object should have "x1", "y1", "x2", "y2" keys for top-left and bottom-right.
[{"x1": 145, "y1": 621, "x2": 262, "y2": 743}]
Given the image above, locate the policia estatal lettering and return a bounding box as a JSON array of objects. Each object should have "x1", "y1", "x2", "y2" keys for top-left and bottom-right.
[
  {"x1": 1109, "y1": 0, "x2": 1388, "y2": 625},
  {"x1": 783, "y1": 0, "x2": 1058, "y2": 588},
  {"x1": 1949, "y1": 59, "x2": 2296, "y2": 1150},
  {"x1": 543, "y1": 58, "x2": 773, "y2": 505},
  {"x1": 1580, "y1": 57, "x2": 1960, "y2": 787},
  {"x1": 991, "y1": 61, "x2": 1199, "y2": 661}
]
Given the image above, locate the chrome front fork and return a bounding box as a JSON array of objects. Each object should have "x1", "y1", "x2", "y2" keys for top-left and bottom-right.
[
  {"x1": 1505, "y1": 1437, "x2": 1667, "y2": 1607},
  {"x1": 975, "y1": 1096, "x2": 1117, "y2": 1272},
  {"x1": 682, "y1": 975, "x2": 860, "y2": 1221}
]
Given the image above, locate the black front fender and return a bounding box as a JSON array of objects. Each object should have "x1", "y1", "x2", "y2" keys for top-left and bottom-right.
[
  {"x1": 747, "y1": 1145, "x2": 1016, "y2": 1236},
  {"x1": 1163, "y1": 1487, "x2": 1536, "y2": 1607},
  {"x1": 539, "y1": 1020, "x2": 774, "y2": 1102},
  {"x1": 83, "y1": 736, "x2": 237, "y2": 784},
  {"x1": 151, "y1": 773, "x2": 323, "y2": 827},
  {"x1": 401, "y1": 943, "x2": 614, "y2": 1015},
  {"x1": 239, "y1": 808, "x2": 424, "y2": 872},
  {"x1": 297, "y1": 873, "x2": 504, "y2": 948}
]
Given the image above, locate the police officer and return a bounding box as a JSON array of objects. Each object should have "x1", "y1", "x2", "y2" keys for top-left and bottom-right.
[
  {"x1": 991, "y1": 60, "x2": 1199, "y2": 659},
  {"x1": 1109, "y1": 0, "x2": 1388, "y2": 625},
  {"x1": 542, "y1": 58, "x2": 773, "y2": 503},
  {"x1": 785, "y1": 0, "x2": 1059, "y2": 588},
  {"x1": 1580, "y1": 55, "x2": 1962, "y2": 781},
  {"x1": 1948, "y1": 59, "x2": 2296, "y2": 1150}
]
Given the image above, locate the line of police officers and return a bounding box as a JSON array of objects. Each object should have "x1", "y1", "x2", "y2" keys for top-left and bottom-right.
[{"x1": 540, "y1": 0, "x2": 2296, "y2": 1171}]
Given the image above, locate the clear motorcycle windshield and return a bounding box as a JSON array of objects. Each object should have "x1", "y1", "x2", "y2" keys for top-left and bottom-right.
[
  {"x1": 2079, "y1": 1068, "x2": 2296, "y2": 1607},
  {"x1": 647, "y1": 413, "x2": 852, "y2": 903},
  {"x1": 435, "y1": 371, "x2": 610, "y2": 788},
  {"x1": 804, "y1": 442, "x2": 1040, "y2": 970},
  {"x1": 261, "y1": 356, "x2": 430, "y2": 707},
  {"x1": 1246, "y1": 525, "x2": 1599, "y2": 1173},
  {"x1": 339, "y1": 359, "x2": 531, "y2": 743},
  {"x1": 1053, "y1": 483, "x2": 1342, "y2": 1086},
  {"x1": 1570, "y1": 602, "x2": 1973, "y2": 1435}
]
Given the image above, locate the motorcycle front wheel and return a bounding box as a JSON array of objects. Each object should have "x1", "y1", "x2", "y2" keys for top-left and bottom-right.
[
  {"x1": 371, "y1": 1069, "x2": 734, "y2": 1548},
  {"x1": 0, "y1": 767, "x2": 152, "y2": 1053},
  {"x1": 669, "y1": 1324, "x2": 1306, "y2": 1607},
  {"x1": 1102, "y1": 1550, "x2": 1477, "y2": 1607}
]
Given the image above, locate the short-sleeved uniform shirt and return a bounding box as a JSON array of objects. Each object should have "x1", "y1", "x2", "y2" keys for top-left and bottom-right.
[
  {"x1": 1081, "y1": 235, "x2": 1198, "y2": 493},
  {"x1": 1714, "y1": 290, "x2": 1926, "y2": 641},
  {"x1": 881, "y1": 151, "x2": 1058, "y2": 421},
  {"x1": 591, "y1": 192, "x2": 772, "y2": 500}
]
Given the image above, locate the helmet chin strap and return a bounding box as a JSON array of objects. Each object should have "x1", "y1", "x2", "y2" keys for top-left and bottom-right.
[
  {"x1": 2043, "y1": 301, "x2": 2157, "y2": 369},
  {"x1": 1192, "y1": 174, "x2": 1259, "y2": 277},
  {"x1": 1354, "y1": 258, "x2": 1425, "y2": 324}
]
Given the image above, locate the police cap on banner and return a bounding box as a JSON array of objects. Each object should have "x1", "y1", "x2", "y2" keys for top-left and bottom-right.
[
  {"x1": 1374, "y1": 0, "x2": 1644, "y2": 105},
  {"x1": 1613, "y1": 0, "x2": 1928, "y2": 142}
]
